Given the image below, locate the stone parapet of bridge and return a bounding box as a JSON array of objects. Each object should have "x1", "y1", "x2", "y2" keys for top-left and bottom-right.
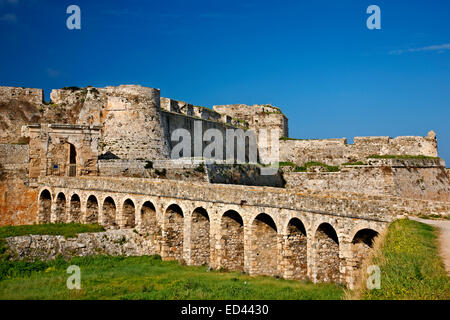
[{"x1": 35, "y1": 176, "x2": 448, "y2": 288}]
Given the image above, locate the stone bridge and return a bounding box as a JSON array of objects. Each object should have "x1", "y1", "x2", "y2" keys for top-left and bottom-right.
[{"x1": 36, "y1": 176, "x2": 403, "y2": 287}]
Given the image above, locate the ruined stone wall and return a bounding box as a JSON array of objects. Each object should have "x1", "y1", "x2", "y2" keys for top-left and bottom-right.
[
  {"x1": 280, "y1": 131, "x2": 438, "y2": 166},
  {"x1": 5, "y1": 229, "x2": 155, "y2": 261},
  {"x1": 284, "y1": 158, "x2": 450, "y2": 202},
  {"x1": 0, "y1": 144, "x2": 38, "y2": 226}
]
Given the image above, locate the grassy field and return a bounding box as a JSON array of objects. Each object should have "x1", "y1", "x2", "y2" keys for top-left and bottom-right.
[
  {"x1": 0, "y1": 255, "x2": 344, "y2": 300},
  {"x1": 352, "y1": 219, "x2": 450, "y2": 300},
  {"x1": 0, "y1": 223, "x2": 105, "y2": 239}
]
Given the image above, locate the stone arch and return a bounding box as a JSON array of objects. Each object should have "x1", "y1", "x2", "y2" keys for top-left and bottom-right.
[
  {"x1": 86, "y1": 195, "x2": 99, "y2": 224},
  {"x1": 39, "y1": 189, "x2": 52, "y2": 223},
  {"x1": 102, "y1": 197, "x2": 117, "y2": 228},
  {"x1": 219, "y1": 210, "x2": 244, "y2": 271},
  {"x1": 69, "y1": 194, "x2": 81, "y2": 222},
  {"x1": 351, "y1": 228, "x2": 379, "y2": 270},
  {"x1": 67, "y1": 142, "x2": 77, "y2": 176},
  {"x1": 141, "y1": 200, "x2": 161, "y2": 252},
  {"x1": 54, "y1": 192, "x2": 67, "y2": 223},
  {"x1": 190, "y1": 207, "x2": 210, "y2": 265},
  {"x1": 164, "y1": 203, "x2": 184, "y2": 260},
  {"x1": 314, "y1": 222, "x2": 340, "y2": 283},
  {"x1": 250, "y1": 213, "x2": 279, "y2": 276},
  {"x1": 122, "y1": 199, "x2": 136, "y2": 228},
  {"x1": 283, "y1": 217, "x2": 307, "y2": 280}
]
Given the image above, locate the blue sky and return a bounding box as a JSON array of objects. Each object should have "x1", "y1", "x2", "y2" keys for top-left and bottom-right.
[{"x1": 1, "y1": 0, "x2": 449, "y2": 163}]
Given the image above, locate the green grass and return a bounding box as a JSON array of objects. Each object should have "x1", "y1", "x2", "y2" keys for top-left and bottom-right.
[
  {"x1": 0, "y1": 223, "x2": 105, "y2": 239},
  {"x1": 277, "y1": 161, "x2": 339, "y2": 172},
  {"x1": 367, "y1": 155, "x2": 439, "y2": 160},
  {"x1": 342, "y1": 161, "x2": 366, "y2": 166},
  {"x1": 360, "y1": 219, "x2": 449, "y2": 300},
  {"x1": 0, "y1": 255, "x2": 344, "y2": 300}
]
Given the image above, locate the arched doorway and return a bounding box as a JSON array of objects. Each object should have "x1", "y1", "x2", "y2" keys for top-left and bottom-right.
[
  {"x1": 352, "y1": 229, "x2": 379, "y2": 270},
  {"x1": 69, "y1": 194, "x2": 81, "y2": 222},
  {"x1": 190, "y1": 207, "x2": 210, "y2": 265},
  {"x1": 86, "y1": 195, "x2": 99, "y2": 224},
  {"x1": 219, "y1": 210, "x2": 244, "y2": 271},
  {"x1": 102, "y1": 197, "x2": 117, "y2": 228},
  {"x1": 141, "y1": 201, "x2": 160, "y2": 253},
  {"x1": 314, "y1": 223, "x2": 340, "y2": 283},
  {"x1": 39, "y1": 189, "x2": 52, "y2": 223},
  {"x1": 122, "y1": 199, "x2": 136, "y2": 228},
  {"x1": 54, "y1": 193, "x2": 66, "y2": 223},
  {"x1": 250, "y1": 213, "x2": 278, "y2": 276},
  {"x1": 284, "y1": 218, "x2": 308, "y2": 279},
  {"x1": 164, "y1": 204, "x2": 184, "y2": 260},
  {"x1": 68, "y1": 143, "x2": 77, "y2": 177}
]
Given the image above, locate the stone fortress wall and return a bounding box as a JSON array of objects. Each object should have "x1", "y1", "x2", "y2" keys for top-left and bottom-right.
[{"x1": 0, "y1": 84, "x2": 449, "y2": 288}]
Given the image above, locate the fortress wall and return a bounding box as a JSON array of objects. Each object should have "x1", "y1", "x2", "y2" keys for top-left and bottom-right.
[
  {"x1": 0, "y1": 86, "x2": 43, "y2": 105},
  {"x1": 160, "y1": 111, "x2": 251, "y2": 161},
  {"x1": 284, "y1": 158, "x2": 450, "y2": 202},
  {"x1": 0, "y1": 144, "x2": 29, "y2": 167},
  {"x1": 279, "y1": 132, "x2": 438, "y2": 166}
]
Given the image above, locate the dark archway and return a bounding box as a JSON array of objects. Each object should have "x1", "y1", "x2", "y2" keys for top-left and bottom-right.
[
  {"x1": 190, "y1": 207, "x2": 210, "y2": 265},
  {"x1": 54, "y1": 192, "x2": 66, "y2": 223},
  {"x1": 251, "y1": 213, "x2": 278, "y2": 276},
  {"x1": 219, "y1": 210, "x2": 244, "y2": 271},
  {"x1": 315, "y1": 223, "x2": 340, "y2": 283},
  {"x1": 122, "y1": 199, "x2": 136, "y2": 228},
  {"x1": 69, "y1": 194, "x2": 81, "y2": 222},
  {"x1": 102, "y1": 197, "x2": 117, "y2": 228},
  {"x1": 284, "y1": 218, "x2": 307, "y2": 279},
  {"x1": 39, "y1": 189, "x2": 52, "y2": 223},
  {"x1": 165, "y1": 204, "x2": 184, "y2": 260},
  {"x1": 352, "y1": 229, "x2": 379, "y2": 269},
  {"x1": 68, "y1": 143, "x2": 77, "y2": 176},
  {"x1": 86, "y1": 195, "x2": 99, "y2": 224}
]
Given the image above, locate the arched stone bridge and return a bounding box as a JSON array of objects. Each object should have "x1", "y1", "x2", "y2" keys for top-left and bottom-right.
[{"x1": 37, "y1": 176, "x2": 402, "y2": 287}]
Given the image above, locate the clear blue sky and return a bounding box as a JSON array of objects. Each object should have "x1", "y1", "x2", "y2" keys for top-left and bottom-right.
[{"x1": 1, "y1": 0, "x2": 449, "y2": 163}]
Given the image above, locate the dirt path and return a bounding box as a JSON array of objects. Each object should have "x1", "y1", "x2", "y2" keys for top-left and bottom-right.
[{"x1": 409, "y1": 217, "x2": 450, "y2": 275}]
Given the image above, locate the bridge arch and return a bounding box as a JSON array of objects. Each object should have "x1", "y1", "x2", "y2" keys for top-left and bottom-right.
[
  {"x1": 351, "y1": 228, "x2": 379, "y2": 270},
  {"x1": 219, "y1": 210, "x2": 244, "y2": 271},
  {"x1": 86, "y1": 195, "x2": 99, "y2": 224},
  {"x1": 164, "y1": 203, "x2": 184, "y2": 260},
  {"x1": 122, "y1": 199, "x2": 136, "y2": 228},
  {"x1": 250, "y1": 213, "x2": 279, "y2": 276},
  {"x1": 38, "y1": 189, "x2": 52, "y2": 223},
  {"x1": 314, "y1": 222, "x2": 340, "y2": 283},
  {"x1": 102, "y1": 196, "x2": 117, "y2": 228},
  {"x1": 283, "y1": 217, "x2": 308, "y2": 279},
  {"x1": 54, "y1": 192, "x2": 67, "y2": 223},
  {"x1": 140, "y1": 200, "x2": 161, "y2": 252},
  {"x1": 190, "y1": 207, "x2": 210, "y2": 265},
  {"x1": 69, "y1": 193, "x2": 81, "y2": 222}
]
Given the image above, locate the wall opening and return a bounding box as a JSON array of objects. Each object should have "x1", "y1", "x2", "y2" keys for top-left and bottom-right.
[
  {"x1": 69, "y1": 194, "x2": 81, "y2": 222},
  {"x1": 314, "y1": 223, "x2": 340, "y2": 283},
  {"x1": 190, "y1": 207, "x2": 210, "y2": 265},
  {"x1": 39, "y1": 189, "x2": 52, "y2": 223},
  {"x1": 86, "y1": 195, "x2": 99, "y2": 224},
  {"x1": 141, "y1": 201, "x2": 160, "y2": 252},
  {"x1": 102, "y1": 197, "x2": 117, "y2": 228},
  {"x1": 284, "y1": 218, "x2": 307, "y2": 279},
  {"x1": 164, "y1": 204, "x2": 184, "y2": 260},
  {"x1": 251, "y1": 213, "x2": 278, "y2": 276},
  {"x1": 122, "y1": 199, "x2": 136, "y2": 228},
  {"x1": 68, "y1": 143, "x2": 77, "y2": 177},
  {"x1": 54, "y1": 192, "x2": 66, "y2": 223},
  {"x1": 352, "y1": 229, "x2": 379, "y2": 270},
  {"x1": 219, "y1": 210, "x2": 244, "y2": 271}
]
